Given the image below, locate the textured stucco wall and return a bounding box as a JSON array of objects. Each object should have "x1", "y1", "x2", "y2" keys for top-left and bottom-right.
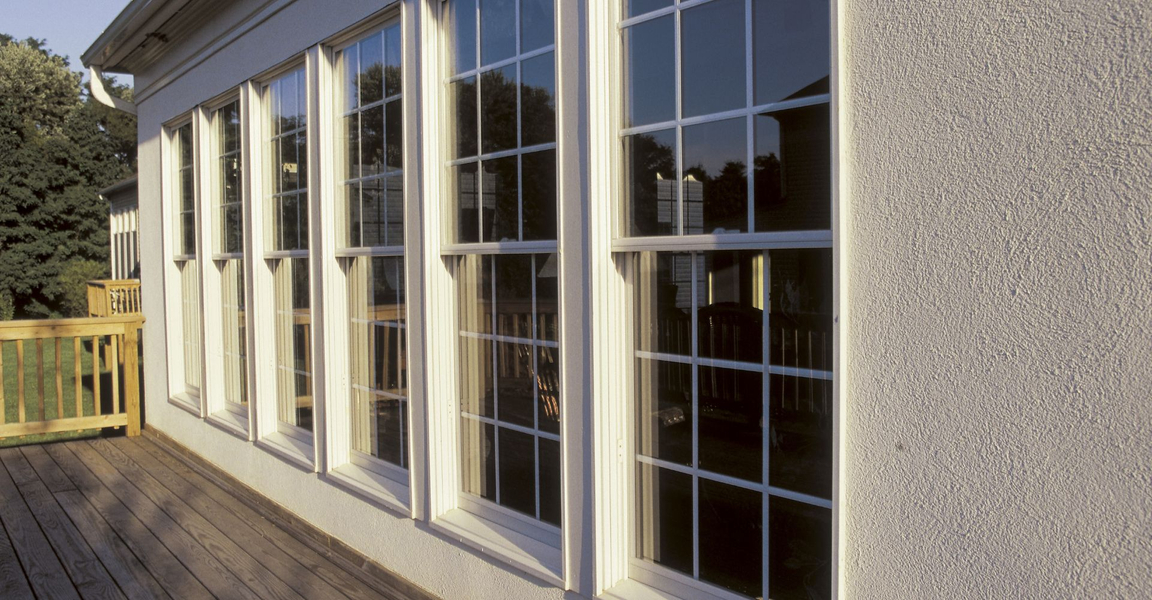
[{"x1": 842, "y1": 0, "x2": 1152, "y2": 597}]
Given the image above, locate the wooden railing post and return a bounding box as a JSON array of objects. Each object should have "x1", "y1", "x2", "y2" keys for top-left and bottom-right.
[{"x1": 123, "y1": 320, "x2": 141, "y2": 437}]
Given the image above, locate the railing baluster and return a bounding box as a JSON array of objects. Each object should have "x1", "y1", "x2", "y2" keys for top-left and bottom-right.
[
  {"x1": 111, "y1": 334, "x2": 120, "y2": 417},
  {"x1": 124, "y1": 322, "x2": 141, "y2": 437},
  {"x1": 37, "y1": 338, "x2": 45, "y2": 421},
  {"x1": 74, "y1": 337, "x2": 82, "y2": 418},
  {"x1": 92, "y1": 336, "x2": 101, "y2": 416},
  {"x1": 16, "y1": 340, "x2": 25, "y2": 423},
  {"x1": 55, "y1": 338, "x2": 63, "y2": 420}
]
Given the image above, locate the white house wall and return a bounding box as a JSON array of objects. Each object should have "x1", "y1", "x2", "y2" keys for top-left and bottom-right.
[
  {"x1": 128, "y1": 0, "x2": 1152, "y2": 598},
  {"x1": 841, "y1": 0, "x2": 1152, "y2": 597}
]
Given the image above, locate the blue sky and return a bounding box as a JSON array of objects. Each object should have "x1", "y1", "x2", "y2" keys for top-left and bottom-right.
[{"x1": 2, "y1": 0, "x2": 134, "y2": 85}]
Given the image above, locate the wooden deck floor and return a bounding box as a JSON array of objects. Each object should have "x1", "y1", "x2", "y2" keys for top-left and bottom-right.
[{"x1": 0, "y1": 435, "x2": 434, "y2": 599}]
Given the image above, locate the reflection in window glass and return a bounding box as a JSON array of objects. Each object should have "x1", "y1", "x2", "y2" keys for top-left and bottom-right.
[
  {"x1": 265, "y1": 69, "x2": 312, "y2": 435},
  {"x1": 457, "y1": 254, "x2": 561, "y2": 526},
  {"x1": 633, "y1": 249, "x2": 832, "y2": 598},
  {"x1": 620, "y1": 0, "x2": 830, "y2": 236},
  {"x1": 173, "y1": 123, "x2": 201, "y2": 395},
  {"x1": 753, "y1": 0, "x2": 830, "y2": 105}
]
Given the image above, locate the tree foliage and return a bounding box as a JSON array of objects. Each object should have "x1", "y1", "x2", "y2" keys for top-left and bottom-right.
[{"x1": 0, "y1": 35, "x2": 136, "y2": 318}]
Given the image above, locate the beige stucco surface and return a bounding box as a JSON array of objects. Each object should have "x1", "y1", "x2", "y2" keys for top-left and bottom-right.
[{"x1": 842, "y1": 0, "x2": 1152, "y2": 596}]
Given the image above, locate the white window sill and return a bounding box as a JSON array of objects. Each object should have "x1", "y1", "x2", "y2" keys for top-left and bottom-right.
[
  {"x1": 326, "y1": 463, "x2": 410, "y2": 516},
  {"x1": 256, "y1": 431, "x2": 315, "y2": 471},
  {"x1": 168, "y1": 392, "x2": 202, "y2": 417},
  {"x1": 206, "y1": 409, "x2": 249, "y2": 441},
  {"x1": 603, "y1": 561, "x2": 743, "y2": 600},
  {"x1": 431, "y1": 508, "x2": 563, "y2": 588}
]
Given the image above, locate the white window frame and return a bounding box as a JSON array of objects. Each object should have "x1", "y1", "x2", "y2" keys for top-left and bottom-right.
[
  {"x1": 198, "y1": 90, "x2": 256, "y2": 439},
  {"x1": 248, "y1": 55, "x2": 324, "y2": 471},
  {"x1": 319, "y1": 6, "x2": 420, "y2": 514},
  {"x1": 162, "y1": 113, "x2": 207, "y2": 417}
]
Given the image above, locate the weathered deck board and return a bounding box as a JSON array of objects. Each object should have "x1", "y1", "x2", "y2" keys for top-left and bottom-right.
[
  {"x1": 131, "y1": 436, "x2": 399, "y2": 600},
  {"x1": 0, "y1": 436, "x2": 431, "y2": 600},
  {"x1": 0, "y1": 448, "x2": 126, "y2": 600},
  {"x1": 107, "y1": 437, "x2": 354, "y2": 600},
  {"x1": 43, "y1": 443, "x2": 215, "y2": 600}
]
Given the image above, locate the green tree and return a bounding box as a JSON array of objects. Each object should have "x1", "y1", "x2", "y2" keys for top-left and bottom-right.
[{"x1": 0, "y1": 36, "x2": 136, "y2": 318}]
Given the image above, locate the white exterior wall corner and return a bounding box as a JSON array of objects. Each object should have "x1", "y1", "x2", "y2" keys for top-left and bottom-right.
[{"x1": 841, "y1": 0, "x2": 1152, "y2": 597}]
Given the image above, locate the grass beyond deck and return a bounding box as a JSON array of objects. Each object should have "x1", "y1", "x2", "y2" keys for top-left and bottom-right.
[{"x1": 0, "y1": 338, "x2": 105, "y2": 448}]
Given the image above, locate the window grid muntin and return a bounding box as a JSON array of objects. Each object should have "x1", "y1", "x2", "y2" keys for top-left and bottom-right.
[
  {"x1": 444, "y1": 0, "x2": 558, "y2": 246},
  {"x1": 621, "y1": 0, "x2": 833, "y2": 596},
  {"x1": 457, "y1": 253, "x2": 560, "y2": 526},
  {"x1": 339, "y1": 21, "x2": 405, "y2": 252},
  {"x1": 619, "y1": 0, "x2": 831, "y2": 240}
]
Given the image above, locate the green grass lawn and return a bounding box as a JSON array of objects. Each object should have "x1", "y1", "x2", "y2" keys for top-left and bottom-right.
[{"x1": 0, "y1": 337, "x2": 110, "y2": 448}]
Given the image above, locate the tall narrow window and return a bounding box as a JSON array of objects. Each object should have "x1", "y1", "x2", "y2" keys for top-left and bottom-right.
[
  {"x1": 213, "y1": 100, "x2": 249, "y2": 412},
  {"x1": 337, "y1": 22, "x2": 409, "y2": 475},
  {"x1": 173, "y1": 122, "x2": 202, "y2": 396},
  {"x1": 444, "y1": 0, "x2": 561, "y2": 530},
  {"x1": 621, "y1": 0, "x2": 832, "y2": 598},
  {"x1": 264, "y1": 68, "x2": 313, "y2": 437}
]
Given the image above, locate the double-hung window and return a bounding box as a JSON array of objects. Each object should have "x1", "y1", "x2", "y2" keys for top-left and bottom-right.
[
  {"x1": 620, "y1": 0, "x2": 833, "y2": 598},
  {"x1": 443, "y1": 0, "x2": 562, "y2": 535},
  {"x1": 263, "y1": 68, "x2": 314, "y2": 440},
  {"x1": 212, "y1": 99, "x2": 250, "y2": 415},
  {"x1": 171, "y1": 121, "x2": 202, "y2": 400},
  {"x1": 337, "y1": 21, "x2": 410, "y2": 477}
]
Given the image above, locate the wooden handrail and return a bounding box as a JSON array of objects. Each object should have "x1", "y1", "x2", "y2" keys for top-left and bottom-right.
[
  {"x1": 0, "y1": 316, "x2": 145, "y2": 440},
  {"x1": 87, "y1": 279, "x2": 142, "y2": 318}
]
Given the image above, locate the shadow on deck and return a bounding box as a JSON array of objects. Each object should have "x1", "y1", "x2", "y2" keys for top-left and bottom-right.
[{"x1": 0, "y1": 432, "x2": 437, "y2": 599}]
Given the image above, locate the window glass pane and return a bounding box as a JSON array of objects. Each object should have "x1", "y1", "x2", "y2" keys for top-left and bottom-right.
[
  {"x1": 536, "y1": 345, "x2": 560, "y2": 434},
  {"x1": 769, "y1": 497, "x2": 831, "y2": 600},
  {"x1": 682, "y1": 117, "x2": 747, "y2": 235},
  {"x1": 754, "y1": 105, "x2": 830, "y2": 231},
  {"x1": 360, "y1": 33, "x2": 384, "y2": 106},
  {"x1": 494, "y1": 254, "x2": 532, "y2": 337},
  {"x1": 496, "y1": 342, "x2": 534, "y2": 428},
  {"x1": 458, "y1": 254, "x2": 493, "y2": 335},
  {"x1": 386, "y1": 99, "x2": 403, "y2": 172},
  {"x1": 181, "y1": 213, "x2": 196, "y2": 256},
  {"x1": 480, "y1": 0, "x2": 516, "y2": 66},
  {"x1": 635, "y1": 358, "x2": 692, "y2": 466},
  {"x1": 623, "y1": 129, "x2": 677, "y2": 237},
  {"x1": 221, "y1": 102, "x2": 240, "y2": 154},
  {"x1": 453, "y1": 162, "x2": 481, "y2": 243},
  {"x1": 520, "y1": 52, "x2": 555, "y2": 147},
  {"x1": 480, "y1": 155, "x2": 518, "y2": 242},
  {"x1": 698, "y1": 480, "x2": 762, "y2": 596},
  {"x1": 698, "y1": 366, "x2": 762, "y2": 481},
  {"x1": 681, "y1": 0, "x2": 746, "y2": 118},
  {"x1": 362, "y1": 179, "x2": 384, "y2": 247},
  {"x1": 452, "y1": 77, "x2": 478, "y2": 159},
  {"x1": 344, "y1": 114, "x2": 360, "y2": 180},
  {"x1": 449, "y1": 0, "x2": 478, "y2": 75},
  {"x1": 349, "y1": 256, "x2": 408, "y2": 468},
  {"x1": 623, "y1": 16, "x2": 675, "y2": 127},
  {"x1": 497, "y1": 428, "x2": 536, "y2": 517},
  {"x1": 481, "y1": 65, "x2": 517, "y2": 154},
  {"x1": 520, "y1": 0, "x2": 554, "y2": 53},
  {"x1": 769, "y1": 373, "x2": 831, "y2": 498},
  {"x1": 460, "y1": 336, "x2": 495, "y2": 417},
  {"x1": 768, "y1": 249, "x2": 832, "y2": 370},
  {"x1": 386, "y1": 174, "x2": 404, "y2": 246},
  {"x1": 384, "y1": 24, "x2": 402, "y2": 98},
  {"x1": 753, "y1": 0, "x2": 829, "y2": 105},
  {"x1": 635, "y1": 252, "x2": 693, "y2": 355},
  {"x1": 538, "y1": 437, "x2": 561, "y2": 525},
  {"x1": 625, "y1": 0, "x2": 671, "y2": 19},
  {"x1": 521, "y1": 150, "x2": 555, "y2": 241},
  {"x1": 637, "y1": 463, "x2": 692, "y2": 575},
  {"x1": 275, "y1": 258, "x2": 312, "y2": 432},
  {"x1": 221, "y1": 259, "x2": 247, "y2": 407},
  {"x1": 179, "y1": 259, "x2": 201, "y2": 392},
  {"x1": 361, "y1": 104, "x2": 384, "y2": 177},
  {"x1": 698, "y1": 251, "x2": 762, "y2": 363},
  {"x1": 347, "y1": 182, "x2": 362, "y2": 247},
  {"x1": 343, "y1": 44, "x2": 359, "y2": 111},
  {"x1": 535, "y1": 253, "x2": 558, "y2": 342},
  {"x1": 461, "y1": 417, "x2": 496, "y2": 499}
]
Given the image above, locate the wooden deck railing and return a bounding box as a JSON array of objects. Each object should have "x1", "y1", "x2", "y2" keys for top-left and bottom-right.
[
  {"x1": 0, "y1": 315, "x2": 144, "y2": 440},
  {"x1": 87, "y1": 279, "x2": 142, "y2": 317}
]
